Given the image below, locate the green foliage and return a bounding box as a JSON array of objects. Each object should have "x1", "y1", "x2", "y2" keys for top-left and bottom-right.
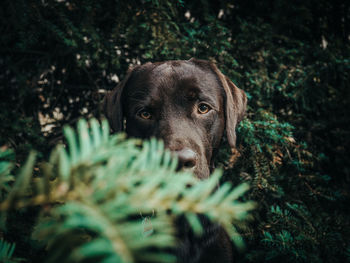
[
  {"x1": 258, "y1": 204, "x2": 319, "y2": 262},
  {"x1": 0, "y1": 119, "x2": 254, "y2": 263},
  {"x1": 227, "y1": 109, "x2": 348, "y2": 262}
]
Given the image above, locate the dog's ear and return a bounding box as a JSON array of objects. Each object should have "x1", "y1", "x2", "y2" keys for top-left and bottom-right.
[
  {"x1": 210, "y1": 63, "x2": 247, "y2": 148},
  {"x1": 102, "y1": 67, "x2": 136, "y2": 132}
]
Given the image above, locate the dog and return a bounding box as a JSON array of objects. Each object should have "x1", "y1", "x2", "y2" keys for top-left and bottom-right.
[{"x1": 103, "y1": 58, "x2": 247, "y2": 262}]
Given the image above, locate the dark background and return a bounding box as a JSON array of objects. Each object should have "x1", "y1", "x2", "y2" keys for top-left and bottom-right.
[{"x1": 1, "y1": 0, "x2": 349, "y2": 262}]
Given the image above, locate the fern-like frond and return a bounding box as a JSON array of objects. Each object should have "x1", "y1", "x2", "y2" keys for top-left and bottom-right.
[{"x1": 1, "y1": 118, "x2": 254, "y2": 263}]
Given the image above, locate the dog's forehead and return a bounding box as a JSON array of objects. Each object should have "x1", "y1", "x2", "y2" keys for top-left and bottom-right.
[
  {"x1": 128, "y1": 61, "x2": 222, "y2": 100},
  {"x1": 153, "y1": 61, "x2": 218, "y2": 90}
]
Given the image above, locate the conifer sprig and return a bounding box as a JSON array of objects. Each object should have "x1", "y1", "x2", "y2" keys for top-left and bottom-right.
[{"x1": 0, "y1": 118, "x2": 254, "y2": 263}]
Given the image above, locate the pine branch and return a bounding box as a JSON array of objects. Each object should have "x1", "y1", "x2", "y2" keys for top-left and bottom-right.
[{"x1": 0, "y1": 118, "x2": 254, "y2": 263}]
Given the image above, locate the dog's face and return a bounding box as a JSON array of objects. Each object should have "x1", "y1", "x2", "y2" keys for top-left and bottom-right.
[{"x1": 104, "y1": 59, "x2": 247, "y2": 179}]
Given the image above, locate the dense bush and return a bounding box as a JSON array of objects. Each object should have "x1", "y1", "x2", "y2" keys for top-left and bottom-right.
[{"x1": 1, "y1": 0, "x2": 349, "y2": 262}]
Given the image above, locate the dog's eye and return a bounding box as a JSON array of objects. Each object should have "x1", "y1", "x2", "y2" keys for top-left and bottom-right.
[
  {"x1": 197, "y1": 103, "x2": 211, "y2": 114},
  {"x1": 138, "y1": 110, "x2": 152, "y2": 120}
]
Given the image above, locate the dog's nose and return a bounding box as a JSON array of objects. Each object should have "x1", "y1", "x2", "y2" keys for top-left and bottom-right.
[{"x1": 175, "y1": 148, "x2": 197, "y2": 170}]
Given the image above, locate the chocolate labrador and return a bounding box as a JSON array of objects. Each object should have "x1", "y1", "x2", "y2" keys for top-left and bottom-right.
[{"x1": 103, "y1": 58, "x2": 247, "y2": 262}]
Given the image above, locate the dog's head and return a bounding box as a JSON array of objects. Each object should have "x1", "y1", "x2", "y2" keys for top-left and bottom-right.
[{"x1": 104, "y1": 59, "x2": 247, "y2": 179}]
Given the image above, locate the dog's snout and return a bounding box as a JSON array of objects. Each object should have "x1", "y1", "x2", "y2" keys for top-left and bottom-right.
[{"x1": 175, "y1": 148, "x2": 197, "y2": 170}]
